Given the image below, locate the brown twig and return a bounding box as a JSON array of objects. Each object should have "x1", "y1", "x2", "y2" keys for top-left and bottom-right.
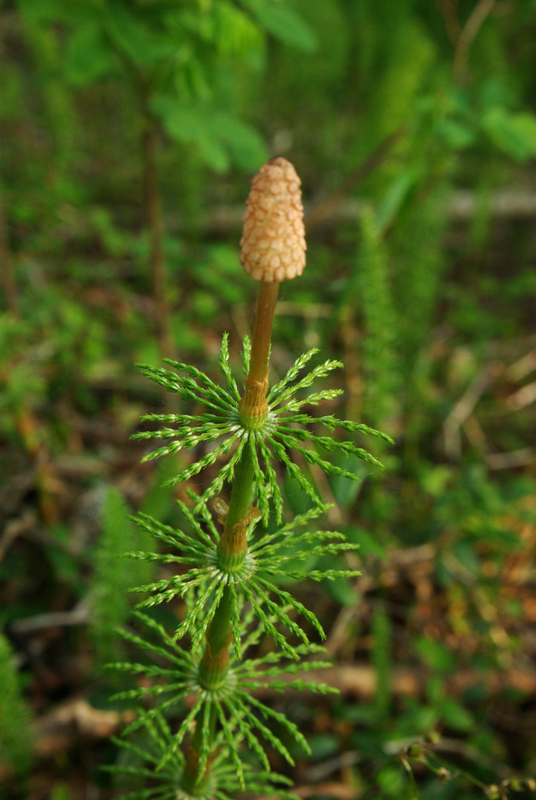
[
  {"x1": 486, "y1": 448, "x2": 535, "y2": 470},
  {"x1": 9, "y1": 600, "x2": 91, "y2": 634},
  {"x1": 254, "y1": 664, "x2": 536, "y2": 701},
  {"x1": 305, "y1": 126, "x2": 407, "y2": 231},
  {"x1": 0, "y1": 511, "x2": 34, "y2": 562},
  {"x1": 505, "y1": 349, "x2": 536, "y2": 382},
  {"x1": 505, "y1": 380, "x2": 536, "y2": 412},
  {"x1": 294, "y1": 783, "x2": 358, "y2": 800},
  {"x1": 437, "y1": 0, "x2": 461, "y2": 44},
  {"x1": 453, "y1": 0, "x2": 496, "y2": 83},
  {"x1": 140, "y1": 90, "x2": 172, "y2": 357},
  {"x1": 35, "y1": 699, "x2": 134, "y2": 758},
  {"x1": 443, "y1": 361, "x2": 503, "y2": 458},
  {"x1": 102, "y1": 37, "x2": 172, "y2": 357},
  {"x1": 0, "y1": 185, "x2": 18, "y2": 314},
  {"x1": 199, "y1": 190, "x2": 536, "y2": 236}
]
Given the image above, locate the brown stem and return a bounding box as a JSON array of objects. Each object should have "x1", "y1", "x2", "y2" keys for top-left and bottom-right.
[
  {"x1": 305, "y1": 126, "x2": 407, "y2": 231},
  {"x1": 141, "y1": 93, "x2": 172, "y2": 357},
  {"x1": 248, "y1": 281, "x2": 280, "y2": 382},
  {"x1": 453, "y1": 0, "x2": 496, "y2": 83},
  {"x1": 0, "y1": 186, "x2": 18, "y2": 314},
  {"x1": 437, "y1": 0, "x2": 461, "y2": 45},
  {"x1": 198, "y1": 624, "x2": 233, "y2": 689},
  {"x1": 238, "y1": 281, "x2": 279, "y2": 426}
]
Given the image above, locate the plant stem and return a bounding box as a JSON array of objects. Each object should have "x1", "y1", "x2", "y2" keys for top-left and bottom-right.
[
  {"x1": 182, "y1": 279, "x2": 279, "y2": 791},
  {"x1": 198, "y1": 587, "x2": 233, "y2": 689},
  {"x1": 0, "y1": 186, "x2": 17, "y2": 314},
  {"x1": 217, "y1": 445, "x2": 254, "y2": 567},
  {"x1": 141, "y1": 88, "x2": 172, "y2": 358},
  {"x1": 182, "y1": 704, "x2": 217, "y2": 795},
  {"x1": 248, "y1": 281, "x2": 279, "y2": 382},
  {"x1": 238, "y1": 281, "x2": 279, "y2": 428}
]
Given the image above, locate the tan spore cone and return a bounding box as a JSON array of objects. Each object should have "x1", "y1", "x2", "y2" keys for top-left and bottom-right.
[{"x1": 239, "y1": 157, "x2": 306, "y2": 282}]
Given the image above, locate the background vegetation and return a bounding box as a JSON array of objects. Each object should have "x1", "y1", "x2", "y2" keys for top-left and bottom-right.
[{"x1": 1, "y1": 0, "x2": 536, "y2": 798}]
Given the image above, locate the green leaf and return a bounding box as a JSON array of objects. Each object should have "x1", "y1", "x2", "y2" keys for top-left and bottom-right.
[
  {"x1": 17, "y1": 0, "x2": 102, "y2": 24},
  {"x1": 104, "y1": 0, "x2": 176, "y2": 68},
  {"x1": 376, "y1": 168, "x2": 419, "y2": 231},
  {"x1": 328, "y1": 453, "x2": 366, "y2": 508},
  {"x1": 215, "y1": 0, "x2": 265, "y2": 57},
  {"x1": 150, "y1": 98, "x2": 189, "y2": 139},
  {"x1": 140, "y1": 456, "x2": 182, "y2": 522},
  {"x1": 154, "y1": 98, "x2": 230, "y2": 171},
  {"x1": 64, "y1": 23, "x2": 114, "y2": 86},
  {"x1": 307, "y1": 733, "x2": 339, "y2": 760},
  {"x1": 377, "y1": 766, "x2": 405, "y2": 797},
  {"x1": 324, "y1": 574, "x2": 356, "y2": 607},
  {"x1": 243, "y1": 0, "x2": 317, "y2": 52},
  {"x1": 209, "y1": 113, "x2": 268, "y2": 169},
  {"x1": 154, "y1": 96, "x2": 267, "y2": 171},
  {"x1": 346, "y1": 526, "x2": 385, "y2": 559},
  {"x1": 435, "y1": 118, "x2": 476, "y2": 150},
  {"x1": 481, "y1": 107, "x2": 536, "y2": 161},
  {"x1": 439, "y1": 697, "x2": 474, "y2": 732},
  {"x1": 416, "y1": 637, "x2": 456, "y2": 673}
]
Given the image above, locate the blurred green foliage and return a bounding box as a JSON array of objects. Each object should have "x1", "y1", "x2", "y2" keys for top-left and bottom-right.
[
  {"x1": 90, "y1": 487, "x2": 154, "y2": 668},
  {"x1": 0, "y1": 633, "x2": 34, "y2": 775}
]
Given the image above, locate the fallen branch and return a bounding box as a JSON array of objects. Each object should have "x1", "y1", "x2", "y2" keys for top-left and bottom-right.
[
  {"x1": 255, "y1": 664, "x2": 536, "y2": 701},
  {"x1": 443, "y1": 361, "x2": 503, "y2": 458},
  {"x1": 201, "y1": 190, "x2": 536, "y2": 235},
  {"x1": 34, "y1": 698, "x2": 134, "y2": 758},
  {"x1": 0, "y1": 698, "x2": 134, "y2": 780}
]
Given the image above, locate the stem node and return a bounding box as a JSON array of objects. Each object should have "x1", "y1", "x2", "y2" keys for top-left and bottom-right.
[{"x1": 238, "y1": 375, "x2": 269, "y2": 429}]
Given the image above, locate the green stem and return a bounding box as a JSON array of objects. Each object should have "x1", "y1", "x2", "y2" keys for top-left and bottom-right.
[
  {"x1": 226, "y1": 444, "x2": 255, "y2": 529},
  {"x1": 216, "y1": 446, "x2": 255, "y2": 571},
  {"x1": 198, "y1": 586, "x2": 233, "y2": 689},
  {"x1": 181, "y1": 704, "x2": 217, "y2": 795}
]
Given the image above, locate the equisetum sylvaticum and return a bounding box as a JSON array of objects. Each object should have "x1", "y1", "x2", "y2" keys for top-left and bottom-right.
[{"x1": 107, "y1": 158, "x2": 392, "y2": 800}]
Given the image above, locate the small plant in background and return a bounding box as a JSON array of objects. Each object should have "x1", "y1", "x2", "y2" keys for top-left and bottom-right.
[
  {"x1": 13, "y1": 0, "x2": 316, "y2": 355},
  {"x1": 90, "y1": 487, "x2": 155, "y2": 669},
  {"x1": 106, "y1": 157, "x2": 392, "y2": 798},
  {"x1": 0, "y1": 633, "x2": 34, "y2": 777}
]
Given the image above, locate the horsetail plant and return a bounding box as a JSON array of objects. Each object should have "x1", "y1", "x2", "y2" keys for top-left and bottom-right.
[{"x1": 109, "y1": 158, "x2": 393, "y2": 800}]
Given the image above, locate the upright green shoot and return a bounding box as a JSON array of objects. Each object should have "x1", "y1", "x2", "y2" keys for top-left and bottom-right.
[{"x1": 108, "y1": 158, "x2": 391, "y2": 799}]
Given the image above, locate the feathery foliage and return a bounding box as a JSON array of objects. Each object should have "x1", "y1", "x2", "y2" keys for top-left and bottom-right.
[
  {"x1": 0, "y1": 632, "x2": 34, "y2": 775},
  {"x1": 107, "y1": 610, "x2": 335, "y2": 787},
  {"x1": 91, "y1": 487, "x2": 154, "y2": 666},
  {"x1": 393, "y1": 187, "x2": 448, "y2": 377},
  {"x1": 107, "y1": 724, "x2": 297, "y2": 800},
  {"x1": 134, "y1": 332, "x2": 392, "y2": 522},
  {"x1": 107, "y1": 160, "x2": 392, "y2": 799},
  {"x1": 112, "y1": 318, "x2": 389, "y2": 796},
  {"x1": 127, "y1": 500, "x2": 360, "y2": 658},
  {"x1": 358, "y1": 205, "x2": 400, "y2": 428}
]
